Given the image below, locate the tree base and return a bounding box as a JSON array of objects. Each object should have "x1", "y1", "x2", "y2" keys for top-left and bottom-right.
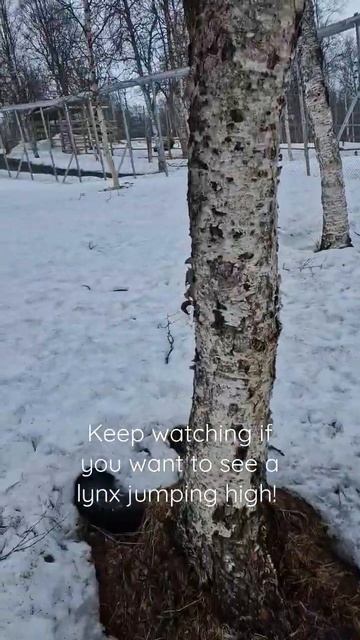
[
  {"x1": 318, "y1": 235, "x2": 353, "y2": 251},
  {"x1": 83, "y1": 490, "x2": 360, "y2": 640}
]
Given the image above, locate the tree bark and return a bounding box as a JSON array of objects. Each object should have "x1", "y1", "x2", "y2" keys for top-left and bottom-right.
[
  {"x1": 177, "y1": 0, "x2": 305, "y2": 635},
  {"x1": 299, "y1": 0, "x2": 351, "y2": 250}
]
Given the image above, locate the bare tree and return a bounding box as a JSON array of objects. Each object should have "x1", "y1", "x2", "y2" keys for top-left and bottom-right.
[
  {"x1": 299, "y1": 0, "x2": 352, "y2": 249},
  {"x1": 0, "y1": 0, "x2": 47, "y2": 108},
  {"x1": 112, "y1": 0, "x2": 168, "y2": 171},
  {"x1": 153, "y1": 0, "x2": 189, "y2": 157},
  {"x1": 20, "y1": 0, "x2": 82, "y2": 96},
  {"x1": 0, "y1": 0, "x2": 23, "y2": 103}
]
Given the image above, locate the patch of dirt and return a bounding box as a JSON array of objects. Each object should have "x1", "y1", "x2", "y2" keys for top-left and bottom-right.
[{"x1": 84, "y1": 490, "x2": 360, "y2": 640}]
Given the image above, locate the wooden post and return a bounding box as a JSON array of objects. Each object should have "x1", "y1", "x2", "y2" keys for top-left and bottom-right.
[
  {"x1": 284, "y1": 99, "x2": 293, "y2": 161},
  {"x1": 40, "y1": 107, "x2": 58, "y2": 182},
  {"x1": 83, "y1": 104, "x2": 93, "y2": 153},
  {"x1": 118, "y1": 91, "x2": 136, "y2": 177},
  {"x1": 151, "y1": 81, "x2": 168, "y2": 175},
  {"x1": 64, "y1": 104, "x2": 82, "y2": 182},
  {"x1": 81, "y1": 105, "x2": 88, "y2": 153},
  {"x1": 0, "y1": 125, "x2": 11, "y2": 178},
  {"x1": 144, "y1": 106, "x2": 152, "y2": 163},
  {"x1": 296, "y1": 60, "x2": 311, "y2": 176},
  {"x1": 15, "y1": 110, "x2": 34, "y2": 180},
  {"x1": 165, "y1": 107, "x2": 173, "y2": 159}
]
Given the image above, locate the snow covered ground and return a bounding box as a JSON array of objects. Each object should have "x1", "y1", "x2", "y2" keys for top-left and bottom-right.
[
  {"x1": 0, "y1": 152, "x2": 360, "y2": 638},
  {"x1": 0, "y1": 168, "x2": 192, "y2": 639}
]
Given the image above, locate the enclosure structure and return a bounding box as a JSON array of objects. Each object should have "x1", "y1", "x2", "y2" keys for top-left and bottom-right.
[
  {"x1": 281, "y1": 13, "x2": 360, "y2": 178},
  {"x1": 0, "y1": 67, "x2": 189, "y2": 185},
  {"x1": 2, "y1": 12, "x2": 358, "y2": 185}
]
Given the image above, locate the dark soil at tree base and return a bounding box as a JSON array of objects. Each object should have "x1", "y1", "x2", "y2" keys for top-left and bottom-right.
[{"x1": 79, "y1": 489, "x2": 360, "y2": 640}]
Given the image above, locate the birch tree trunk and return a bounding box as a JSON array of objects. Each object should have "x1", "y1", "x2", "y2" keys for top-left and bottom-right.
[
  {"x1": 299, "y1": 0, "x2": 351, "y2": 250},
  {"x1": 177, "y1": 0, "x2": 305, "y2": 634}
]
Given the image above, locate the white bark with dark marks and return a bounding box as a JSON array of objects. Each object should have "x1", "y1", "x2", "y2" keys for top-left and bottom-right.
[
  {"x1": 178, "y1": 0, "x2": 305, "y2": 635},
  {"x1": 299, "y1": 0, "x2": 351, "y2": 250}
]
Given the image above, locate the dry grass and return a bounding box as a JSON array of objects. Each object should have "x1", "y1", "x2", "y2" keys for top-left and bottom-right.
[
  {"x1": 266, "y1": 489, "x2": 360, "y2": 639},
  {"x1": 84, "y1": 490, "x2": 360, "y2": 640}
]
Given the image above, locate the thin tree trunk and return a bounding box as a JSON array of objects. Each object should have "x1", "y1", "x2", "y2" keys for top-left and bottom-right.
[
  {"x1": 299, "y1": 0, "x2": 351, "y2": 250},
  {"x1": 177, "y1": 0, "x2": 305, "y2": 635}
]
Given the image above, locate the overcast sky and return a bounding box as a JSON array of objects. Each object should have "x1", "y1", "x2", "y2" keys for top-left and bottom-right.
[{"x1": 342, "y1": 0, "x2": 359, "y2": 17}]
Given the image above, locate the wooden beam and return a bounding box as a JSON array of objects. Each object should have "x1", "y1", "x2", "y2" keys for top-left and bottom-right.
[{"x1": 318, "y1": 13, "x2": 360, "y2": 39}]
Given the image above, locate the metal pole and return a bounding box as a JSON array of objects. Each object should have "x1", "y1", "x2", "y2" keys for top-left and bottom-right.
[
  {"x1": 40, "y1": 107, "x2": 58, "y2": 182},
  {"x1": 83, "y1": 104, "x2": 93, "y2": 154},
  {"x1": 15, "y1": 111, "x2": 34, "y2": 180},
  {"x1": 64, "y1": 104, "x2": 82, "y2": 182},
  {"x1": 151, "y1": 81, "x2": 168, "y2": 176},
  {"x1": 296, "y1": 60, "x2": 311, "y2": 177},
  {"x1": 118, "y1": 91, "x2": 136, "y2": 177}
]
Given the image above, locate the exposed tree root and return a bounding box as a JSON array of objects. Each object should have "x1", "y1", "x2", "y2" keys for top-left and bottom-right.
[{"x1": 83, "y1": 489, "x2": 360, "y2": 640}]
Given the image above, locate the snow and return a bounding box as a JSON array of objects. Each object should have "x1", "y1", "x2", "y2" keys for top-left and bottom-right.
[
  {"x1": 1, "y1": 151, "x2": 360, "y2": 637},
  {"x1": 273, "y1": 154, "x2": 360, "y2": 562},
  {"x1": 0, "y1": 168, "x2": 193, "y2": 639}
]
